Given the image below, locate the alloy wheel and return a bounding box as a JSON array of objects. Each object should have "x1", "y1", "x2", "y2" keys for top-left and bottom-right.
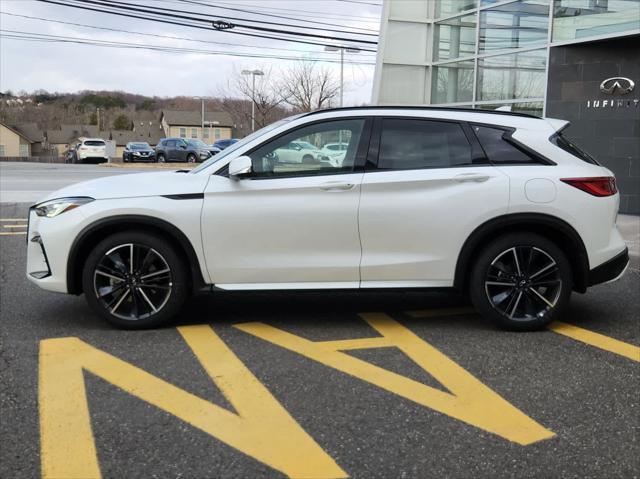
[
  {"x1": 93, "y1": 243, "x2": 173, "y2": 321},
  {"x1": 484, "y1": 246, "x2": 562, "y2": 322}
]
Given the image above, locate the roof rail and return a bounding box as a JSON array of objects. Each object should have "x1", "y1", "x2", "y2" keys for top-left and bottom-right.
[{"x1": 302, "y1": 105, "x2": 541, "y2": 119}]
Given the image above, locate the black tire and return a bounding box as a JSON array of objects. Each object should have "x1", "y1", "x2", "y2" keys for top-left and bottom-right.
[
  {"x1": 157, "y1": 153, "x2": 166, "y2": 163},
  {"x1": 186, "y1": 153, "x2": 197, "y2": 163},
  {"x1": 302, "y1": 154, "x2": 315, "y2": 164},
  {"x1": 82, "y1": 231, "x2": 190, "y2": 329},
  {"x1": 123, "y1": 155, "x2": 128, "y2": 163},
  {"x1": 469, "y1": 233, "x2": 572, "y2": 331}
]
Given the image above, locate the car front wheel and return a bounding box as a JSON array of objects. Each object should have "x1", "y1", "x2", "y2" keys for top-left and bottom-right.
[
  {"x1": 82, "y1": 231, "x2": 189, "y2": 329},
  {"x1": 157, "y1": 154, "x2": 165, "y2": 163},
  {"x1": 469, "y1": 233, "x2": 572, "y2": 331}
]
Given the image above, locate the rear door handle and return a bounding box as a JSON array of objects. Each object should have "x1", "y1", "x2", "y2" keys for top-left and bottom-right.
[
  {"x1": 453, "y1": 173, "x2": 491, "y2": 183},
  {"x1": 319, "y1": 181, "x2": 355, "y2": 191}
]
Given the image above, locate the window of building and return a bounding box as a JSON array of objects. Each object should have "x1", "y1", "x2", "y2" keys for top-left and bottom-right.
[
  {"x1": 378, "y1": 119, "x2": 473, "y2": 170},
  {"x1": 476, "y1": 48, "x2": 546, "y2": 101},
  {"x1": 472, "y1": 125, "x2": 538, "y2": 164},
  {"x1": 248, "y1": 119, "x2": 364, "y2": 178},
  {"x1": 19, "y1": 144, "x2": 29, "y2": 157},
  {"x1": 0, "y1": 145, "x2": 5, "y2": 156},
  {"x1": 179, "y1": 128, "x2": 186, "y2": 138},
  {"x1": 431, "y1": 60, "x2": 475, "y2": 103},
  {"x1": 552, "y1": 0, "x2": 640, "y2": 42},
  {"x1": 434, "y1": 14, "x2": 477, "y2": 61},
  {"x1": 436, "y1": 0, "x2": 477, "y2": 18},
  {"x1": 479, "y1": 0, "x2": 550, "y2": 52},
  {"x1": 203, "y1": 128, "x2": 210, "y2": 139},
  {"x1": 191, "y1": 128, "x2": 198, "y2": 138},
  {"x1": 214, "y1": 128, "x2": 221, "y2": 139}
]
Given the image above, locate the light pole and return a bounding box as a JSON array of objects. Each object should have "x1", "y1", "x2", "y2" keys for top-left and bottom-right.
[
  {"x1": 241, "y1": 69, "x2": 264, "y2": 132},
  {"x1": 194, "y1": 96, "x2": 205, "y2": 140},
  {"x1": 324, "y1": 46, "x2": 360, "y2": 107}
]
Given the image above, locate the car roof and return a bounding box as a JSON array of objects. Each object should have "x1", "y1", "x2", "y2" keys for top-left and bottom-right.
[
  {"x1": 81, "y1": 138, "x2": 106, "y2": 142},
  {"x1": 303, "y1": 105, "x2": 540, "y2": 119}
]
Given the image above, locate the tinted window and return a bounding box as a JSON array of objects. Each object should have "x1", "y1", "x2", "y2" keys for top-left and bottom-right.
[
  {"x1": 249, "y1": 119, "x2": 365, "y2": 178},
  {"x1": 84, "y1": 140, "x2": 105, "y2": 146},
  {"x1": 472, "y1": 125, "x2": 537, "y2": 164},
  {"x1": 378, "y1": 119, "x2": 472, "y2": 170},
  {"x1": 550, "y1": 133, "x2": 599, "y2": 165},
  {"x1": 166, "y1": 140, "x2": 176, "y2": 148}
]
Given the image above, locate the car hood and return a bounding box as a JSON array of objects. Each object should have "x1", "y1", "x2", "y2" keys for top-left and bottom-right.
[{"x1": 37, "y1": 170, "x2": 209, "y2": 203}]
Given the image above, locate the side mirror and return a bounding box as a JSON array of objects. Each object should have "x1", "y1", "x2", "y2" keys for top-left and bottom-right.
[{"x1": 228, "y1": 156, "x2": 252, "y2": 178}]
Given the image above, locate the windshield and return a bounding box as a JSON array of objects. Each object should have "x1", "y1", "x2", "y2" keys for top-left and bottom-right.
[
  {"x1": 298, "y1": 141, "x2": 320, "y2": 150},
  {"x1": 188, "y1": 139, "x2": 209, "y2": 148},
  {"x1": 190, "y1": 114, "x2": 303, "y2": 174},
  {"x1": 130, "y1": 143, "x2": 150, "y2": 150}
]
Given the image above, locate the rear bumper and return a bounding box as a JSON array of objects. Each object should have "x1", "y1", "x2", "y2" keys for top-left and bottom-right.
[{"x1": 588, "y1": 247, "x2": 629, "y2": 286}]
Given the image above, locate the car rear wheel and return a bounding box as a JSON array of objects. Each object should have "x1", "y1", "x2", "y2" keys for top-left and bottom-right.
[
  {"x1": 82, "y1": 231, "x2": 189, "y2": 329},
  {"x1": 157, "y1": 154, "x2": 166, "y2": 163},
  {"x1": 186, "y1": 153, "x2": 197, "y2": 163},
  {"x1": 469, "y1": 233, "x2": 572, "y2": 331}
]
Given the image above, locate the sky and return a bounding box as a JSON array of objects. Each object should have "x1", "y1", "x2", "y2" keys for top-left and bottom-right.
[{"x1": 0, "y1": 0, "x2": 382, "y2": 105}]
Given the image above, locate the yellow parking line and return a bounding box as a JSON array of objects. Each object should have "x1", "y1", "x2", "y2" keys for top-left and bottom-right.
[
  {"x1": 405, "y1": 307, "x2": 476, "y2": 318},
  {"x1": 549, "y1": 321, "x2": 640, "y2": 362},
  {"x1": 3, "y1": 225, "x2": 27, "y2": 228},
  {"x1": 0, "y1": 232, "x2": 27, "y2": 236}
]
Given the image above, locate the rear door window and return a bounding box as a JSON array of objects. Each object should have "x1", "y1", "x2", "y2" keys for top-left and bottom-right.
[
  {"x1": 472, "y1": 125, "x2": 538, "y2": 165},
  {"x1": 377, "y1": 119, "x2": 473, "y2": 170}
]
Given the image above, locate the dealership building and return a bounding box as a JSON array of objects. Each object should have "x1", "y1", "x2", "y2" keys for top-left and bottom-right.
[{"x1": 373, "y1": 0, "x2": 640, "y2": 213}]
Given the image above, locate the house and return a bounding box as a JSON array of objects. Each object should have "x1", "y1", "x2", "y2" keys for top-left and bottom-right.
[
  {"x1": 106, "y1": 122, "x2": 164, "y2": 157},
  {"x1": 0, "y1": 121, "x2": 34, "y2": 157},
  {"x1": 45, "y1": 124, "x2": 100, "y2": 156},
  {"x1": 159, "y1": 110, "x2": 234, "y2": 143},
  {"x1": 11, "y1": 123, "x2": 45, "y2": 155}
]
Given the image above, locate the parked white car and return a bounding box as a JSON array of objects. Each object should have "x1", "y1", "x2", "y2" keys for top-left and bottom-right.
[
  {"x1": 320, "y1": 142, "x2": 349, "y2": 166},
  {"x1": 75, "y1": 138, "x2": 109, "y2": 164},
  {"x1": 27, "y1": 107, "x2": 628, "y2": 330},
  {"x1": 274, "y1": 141, "x2": 326, "y2": 164}
]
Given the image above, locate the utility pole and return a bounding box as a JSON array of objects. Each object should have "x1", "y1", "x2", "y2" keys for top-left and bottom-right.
[
  {"x1": 194, "y1": 97, "x2": 205, "y2": 140},
  {"x1": 241, "y1": 69, "x2": 264, "y2": 132},
  {"x1": 324, "y1": 46, "x2": 360, "y2": 107}
]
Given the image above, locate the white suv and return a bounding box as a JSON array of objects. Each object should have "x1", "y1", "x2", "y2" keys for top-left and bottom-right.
[
  {"x1": 75, "y1": 138, "x2": 109, "y2": 164},
  {"x1": 26, "y1": 107, "x2": 629, "y2": 330}
]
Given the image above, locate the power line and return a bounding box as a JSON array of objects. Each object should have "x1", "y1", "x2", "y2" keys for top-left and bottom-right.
[
  {"x1": 74, "y1": 0, "x2": 378, "y2": 44},
  {"x1": 173, "y1": 0, "x2": 380, "y2": 33},
  {"x1": 334, "y1": 0, "x2": 382, "y2": 6},
  {"x1": 205, "y1": 0, "x2": 381, "y2": 22},
  {"x1": 0, "y1": 11, "x2": 376, "y2": 57},
  {"x1": 0, "y1": 29, "x2": 378, "y2": 65},
  {"x1": 36, "y1": 0, "x2": 377, "y2": 51}
]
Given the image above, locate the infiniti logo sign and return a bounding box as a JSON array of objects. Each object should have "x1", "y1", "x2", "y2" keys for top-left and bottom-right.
[{"x1": 599, "y1": 77, "x2": 635, "y2": 95}]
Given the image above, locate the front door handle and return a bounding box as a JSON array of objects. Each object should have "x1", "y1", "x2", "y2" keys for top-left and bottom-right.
[
  {"x1": 319, "y1": 181, "x2": 355, "y2": 191},
  {"x1": 453, "y1": 173, "x2": 491, "y2": 183}
]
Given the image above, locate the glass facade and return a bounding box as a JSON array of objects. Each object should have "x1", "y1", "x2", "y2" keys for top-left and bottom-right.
[
  {"x1": 434, "y1": 14, "x2": 477, "y2": 60},
  {"x1": 553, "y1": 0, "x2": 640, "y2": 42},
  {"x1": 477, "y1": 48, "x2": 547, "y2": 101},
  {"x1": 432, "y1": 60, "x2": 475, "y2": 103},
  {"x1": 377, "y1": 0, "x2": 640, "y2": 111},
  {"x1": 479, "y1": 1, "x2": 550, "y2": 52}
]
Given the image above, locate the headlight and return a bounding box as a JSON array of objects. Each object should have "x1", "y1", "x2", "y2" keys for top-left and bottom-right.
[
  {"x1": 35, "y1": 197, "x2": 94, "y2": 218},
  {"x1": 133, "y1": 151, "x2": 141, "y2": 156}
]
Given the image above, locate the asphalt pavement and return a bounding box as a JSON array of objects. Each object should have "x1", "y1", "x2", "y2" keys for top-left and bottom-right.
[{"x1": 0, "y1": 163, "x2": 639, "y2": 478}]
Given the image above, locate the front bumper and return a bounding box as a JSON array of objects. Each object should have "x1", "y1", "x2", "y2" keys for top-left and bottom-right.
[{"x1": 588, "y1": 247, "x2": 629, "y2": 286}]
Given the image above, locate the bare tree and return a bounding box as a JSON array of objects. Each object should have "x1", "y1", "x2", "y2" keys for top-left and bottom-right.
[
  {"x1": 218, "y1": 67, "x2": 286, "y2": 135},
  {"x1": 278, "y1": 61, "x2": 340, "y2": 112}
]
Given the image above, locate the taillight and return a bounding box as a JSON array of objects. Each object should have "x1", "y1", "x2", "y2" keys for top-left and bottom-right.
[{"x1": 560, "y1": 177, "x2": 617, "y2": 197}]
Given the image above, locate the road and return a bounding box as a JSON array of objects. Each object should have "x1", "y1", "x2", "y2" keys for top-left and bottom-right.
[
  {"x1": 0, "y1": 162, "x2": 148, "y2": 203},
  {"x1": 0, "y1": 163, "x2": 639, "y2": 478}
]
